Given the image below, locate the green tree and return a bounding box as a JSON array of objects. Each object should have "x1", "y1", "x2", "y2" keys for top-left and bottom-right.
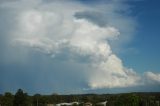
[
  {"x1": 33, "y1": 94, "x2": 42, "y2": 106},
  {"x1": 0, "y1": 94, "x2": 2, "y2": 106},
  {"x1": 13, "y1": 89, "x2": 28, "y2": 106},
  {"x1": 1, "y1": 92, "x2": 14, "y2": 106},
  {"x1": 114, "y1": 93, "x2": 140, "y2": 106}
]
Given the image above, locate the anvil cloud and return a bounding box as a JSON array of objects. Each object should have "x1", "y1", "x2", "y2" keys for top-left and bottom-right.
[{"x1": 0, "y1": 0, "x2": 160, "y2": 93}]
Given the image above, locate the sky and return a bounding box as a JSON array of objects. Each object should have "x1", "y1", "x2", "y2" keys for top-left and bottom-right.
[{"x1": 0, "y1": 0, "x2": 160, "y2": 95}]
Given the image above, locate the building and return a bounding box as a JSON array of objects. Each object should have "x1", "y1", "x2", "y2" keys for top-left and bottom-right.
[
  {"x1": 56, "y1": 102, "x2": 79, "y2": 106},
  {"x1": 96, "y1": 101, "x2": 107, "y2": 106},
  {"x1": 47, "y1": 104, "x2": 54, "y2": 106},
  {"x1": 84, "y1": 102, "x2": 92, "y2": 106}
]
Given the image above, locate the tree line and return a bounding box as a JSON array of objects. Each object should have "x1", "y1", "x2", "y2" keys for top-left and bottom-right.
[{"x1": 0, "y1": 89, "x2": 160, "y2": 106}]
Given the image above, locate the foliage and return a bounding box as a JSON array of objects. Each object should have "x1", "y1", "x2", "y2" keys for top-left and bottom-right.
[
  {"x1": 1, "y1": 92, "x2": 14, "y2": 106},
  {"x1": 0, "y1": 89, "x2": 160, "y2": 106},
  {"x1": 13, "y1": 89, "x2": 28, "y2": 106}
]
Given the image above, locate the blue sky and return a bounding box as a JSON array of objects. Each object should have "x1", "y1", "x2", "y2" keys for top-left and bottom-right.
[
  {"x1": 120, "y1": 0, "x2": 160, "y2": 73},
  {"x1": 0, "y1": 0, "x2": 160, "y2": 94}
]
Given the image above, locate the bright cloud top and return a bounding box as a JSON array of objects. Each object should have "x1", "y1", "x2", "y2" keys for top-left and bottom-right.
[{"x1": 1, "y1": 0, "x2": 159, "y2": 90}]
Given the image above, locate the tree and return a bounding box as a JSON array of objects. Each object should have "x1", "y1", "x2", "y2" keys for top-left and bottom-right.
[
  {"x1": 1, "y1": 92, "x2": 14, "y2": 106},
  {"x1": 13, "y1": 89, "x2": 28, "y2": 106},
  {"x1": 33, "y1": 94, "x2": 42, "y2": 106},
  {"x1": 114, "y1": 93, "x2": 140, "y2": 106}
]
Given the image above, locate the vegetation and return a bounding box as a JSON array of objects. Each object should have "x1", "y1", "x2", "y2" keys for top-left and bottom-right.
[
  {"x1": 0, "y1": 89, "x2": 160, "y2": 106},
  {"x1": 13, "y1": 89, "x2": 28, "y2": 106}
]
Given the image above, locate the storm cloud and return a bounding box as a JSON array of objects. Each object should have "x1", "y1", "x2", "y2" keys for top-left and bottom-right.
[{"x1": 0, "y1": 0, "x2": 159, "y2": 94}]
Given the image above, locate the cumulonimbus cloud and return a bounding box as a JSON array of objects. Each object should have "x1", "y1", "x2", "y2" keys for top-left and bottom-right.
[{"x1": 1, "y1": 0, "x2": 159, "y2": 90}]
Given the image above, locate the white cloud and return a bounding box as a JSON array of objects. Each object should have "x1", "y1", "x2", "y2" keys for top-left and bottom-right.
[
  {"x1": 1, "y1": 0, "x2": 159, "y2": 90},
  {"x1": 144, "y1": 72, "x2": 160, "y2": 84},
  {"x1": 88, "y1": 54, "x2": 141, "y2": 89}
]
